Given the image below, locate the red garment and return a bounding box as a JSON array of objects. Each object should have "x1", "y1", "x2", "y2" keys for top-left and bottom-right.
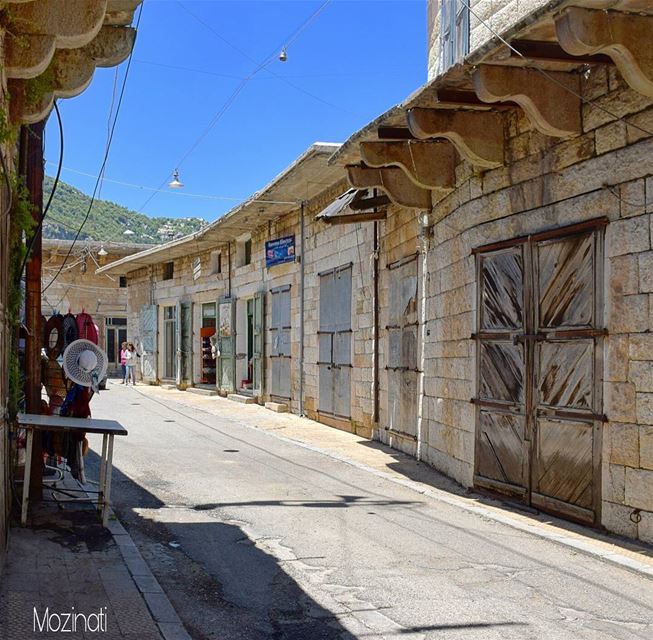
[{"x1": 76, "y1": 312, "x2": 98, "y2": 344}]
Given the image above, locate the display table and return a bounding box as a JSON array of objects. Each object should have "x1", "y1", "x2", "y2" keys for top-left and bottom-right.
[{"x1": 17, "y1": 413, "x2": 128, "y2": 527}]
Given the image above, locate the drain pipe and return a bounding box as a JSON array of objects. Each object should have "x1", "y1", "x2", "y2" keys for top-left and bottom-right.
[
  {"x1": 372, "y1": 218, "x2": 380, "y2": 428},
  {"x1": 299, "y1": 201, "x2": 306, "y2": 416},
  {"x1": 416, "y1": 211, "x2": 431, "y2": 462}
]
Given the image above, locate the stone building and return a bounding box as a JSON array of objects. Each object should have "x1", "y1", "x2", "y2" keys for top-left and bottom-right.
[
  {"x1": 42, "y1": 240, "x2": 151, "y2": 374},
  {"x1": 330, "y1": 0, "x2": 653, "y2": 542},
  {"x1": 0, "y1": 0, "x2": 142, "y2": 563},
  {"x1": 100, "y1": 0, "x2": 653, "y2": 544},
  {"x1": 98, "y1": 144, "x2": 381, "y2": 436}
]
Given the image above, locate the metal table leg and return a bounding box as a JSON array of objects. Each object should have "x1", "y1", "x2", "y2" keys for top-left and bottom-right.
[
  {"x1": 102, "y1": 435, "x2": 114, "y2": 527},
  {"x1": 98, "y1": 434, "x2": 107, "y2": 510},
  {"x1": 21, "y1": 428, "x2": 34, "y2": 526}
]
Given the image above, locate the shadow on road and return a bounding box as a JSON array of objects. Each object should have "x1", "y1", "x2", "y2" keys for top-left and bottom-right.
[
  {"x1": 194, "y1": 494, "x2": 422, "y2": 511},
  {"x1": 84, "y1": 450, "x2": 359, "y2": 640}
]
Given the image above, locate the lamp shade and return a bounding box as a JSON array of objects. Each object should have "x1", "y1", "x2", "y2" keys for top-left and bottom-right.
[{"x1": 168, "y1": 169, "x2": 184, "y2": 189}]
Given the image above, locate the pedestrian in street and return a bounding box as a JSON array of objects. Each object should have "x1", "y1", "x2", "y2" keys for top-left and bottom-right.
[
  {"x1": 125, "y1": 343, "x2": 139, "y2": 385},
  {"x1": 120, "y1": 341, "x2": 128, "y2": 384}
]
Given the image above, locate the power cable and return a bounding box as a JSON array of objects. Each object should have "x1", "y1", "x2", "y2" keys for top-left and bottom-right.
[
  {"x1": 43, "y1": 2, "x2": 144, "y2": 294},
  {"x1": 460, "y1": 0, "x2": 653, "y2": 139},
  {"x1": 138, "y1": 0, "x2": 337, "y2": 214},
  {"x1": 177, "y1": 1, "x2": 354, "y2": 116},
  {"x1": 18, "y1": 100, "x2": 64, "y2": 279}
]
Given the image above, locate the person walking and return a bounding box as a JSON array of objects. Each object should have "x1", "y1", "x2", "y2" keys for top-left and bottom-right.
[
  {"x1": 125, "y1": 343, "x2": 139, "y2": 385},
  {"x1": 120, "y1": 341, "x2": 128, "y2": 384}
]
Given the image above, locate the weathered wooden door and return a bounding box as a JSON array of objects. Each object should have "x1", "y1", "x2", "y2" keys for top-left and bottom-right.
[
  {"x1": 386, "y1": 255, "x2": 419, "y2": 439},
  {"x1": 474, "y1": 221, "x2": 605, "y2": 524},
  {"x1": 270, "y1": 286, "x2": 291, "y2": 399},
  {"x1": 318, "y1": 265, "x2": 352, "y2": 418},
  {"x1": 217, "y1": 297, "x2": 236, "y2": 393},
  {"x1": 252, "y1": 292, "x2": 265, "y2": 398},
  {"x1": 139, "y1": 305, "x2": 157, "y2": 382}
]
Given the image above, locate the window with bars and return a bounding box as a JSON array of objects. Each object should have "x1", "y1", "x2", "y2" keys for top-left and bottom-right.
[{"x1": 438, "y1": 0, "x2": 470, "y2": 74}]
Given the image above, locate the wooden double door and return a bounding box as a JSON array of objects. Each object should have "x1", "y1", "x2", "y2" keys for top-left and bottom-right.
[{"x1": 473, "y1": 220, "x2": 606, "y2": 525}]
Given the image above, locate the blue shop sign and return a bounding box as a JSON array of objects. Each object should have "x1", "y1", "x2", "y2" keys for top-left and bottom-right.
[{"x1": 265, "y1": 235, "x2": 296, "y2": 268}]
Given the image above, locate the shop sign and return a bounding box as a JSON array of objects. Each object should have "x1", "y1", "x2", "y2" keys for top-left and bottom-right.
[{"x1": 265, "y1": 235, "x2": 295, "y2": 268}]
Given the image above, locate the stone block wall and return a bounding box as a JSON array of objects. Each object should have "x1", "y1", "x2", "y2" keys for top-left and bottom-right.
[
  {"x1": 420, "y1": 64, "x2": 653, "y2": 542},
  {"x1": 427, "y1": 0, "x2": 552, "y2": 80}
]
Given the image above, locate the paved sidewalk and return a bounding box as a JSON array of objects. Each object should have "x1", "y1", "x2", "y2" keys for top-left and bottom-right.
[
  {"x1": 0, "y1": 478, "x2": 191, "y2": 639},
  {"x1": 133, "y1": 382, "x2": 653, "y2": 579}
]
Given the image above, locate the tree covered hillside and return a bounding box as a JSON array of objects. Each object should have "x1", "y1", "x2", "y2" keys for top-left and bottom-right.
[{"x1": 42, "y1": 176, "x2": 206, "y2": 243}]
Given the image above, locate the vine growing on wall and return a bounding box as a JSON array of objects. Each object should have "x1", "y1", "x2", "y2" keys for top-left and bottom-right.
[{"x1": 7, "y1": 176, "x2": 35, "y2": 419}]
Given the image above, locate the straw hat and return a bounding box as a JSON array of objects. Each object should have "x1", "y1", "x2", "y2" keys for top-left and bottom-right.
[{"x1": 62, "y1": 339, "x2": 108, "y2": 390}]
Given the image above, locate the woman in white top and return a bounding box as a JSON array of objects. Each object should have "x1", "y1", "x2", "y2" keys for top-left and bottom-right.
[{"x1": 124, "y1": 343, "x2": 139, "y2": 385}]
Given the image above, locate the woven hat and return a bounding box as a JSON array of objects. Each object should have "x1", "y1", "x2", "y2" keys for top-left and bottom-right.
[{"x1": 62, "y1": 339, "x2": 108, "y2": 390}]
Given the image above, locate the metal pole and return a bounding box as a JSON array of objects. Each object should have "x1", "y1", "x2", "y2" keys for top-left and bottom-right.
[
  {"x1": 20, "y1": 120, "x2": 45, "y2": 499},
  {"x1": 372, "y1": 218, "x2": 379, "y2": 426},
  {"x1": 299, "y1": 201, "x2": 305, "y2": 416}
]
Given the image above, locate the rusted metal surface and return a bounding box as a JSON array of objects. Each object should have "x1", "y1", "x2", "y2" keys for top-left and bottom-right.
[
  {"x1": 270, "y1": 287, "x2": 291, "y2": 399},
  {"x1": 387, "y1": 256, "x2": 418, "y2": 438},
  {"x1": 474, "y1": 223, "x2": 604, "y2": 525},
  {"x1": 318, "y1": 265, "x2": 352, "y2": 418}
]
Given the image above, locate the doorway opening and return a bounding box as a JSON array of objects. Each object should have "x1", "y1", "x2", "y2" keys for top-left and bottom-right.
[
  {"x1": 163, "y1": 305, "x2": 177, "y2": 380},
  {"x1": 105, "y1": 317, "x2": 127, "y2": 376},
  {"x1": 241, "y1": 298, "x2": 255, "y2": 394}
]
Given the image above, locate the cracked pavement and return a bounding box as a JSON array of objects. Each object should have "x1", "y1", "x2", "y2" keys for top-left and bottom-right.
[{"x1": 86, "y1": 382, "x2": 653, "y2": 639}]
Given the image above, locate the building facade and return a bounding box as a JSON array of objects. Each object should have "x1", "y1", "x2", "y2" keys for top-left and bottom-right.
[
  {"x1": 0, "y1": 0, "x2": 142, "y2": 566},
  {"x1": 99, "y1": 0, "x2": 653, "y2": 544},
  {"x1": 331, "y1": 0, "x2": 653, "y2": 541},
  {"x1": 42, "y1": 240, "x2": 151, "y2": 374}
]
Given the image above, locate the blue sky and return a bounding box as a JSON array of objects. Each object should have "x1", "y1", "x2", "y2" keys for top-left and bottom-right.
[{"x1": 45, "y1": 1, "x2": 426, "y2": 222}]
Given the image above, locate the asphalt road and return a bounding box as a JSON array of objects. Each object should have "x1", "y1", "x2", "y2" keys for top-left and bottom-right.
[{"x1": 87, "y1": 383, "x2": 653, "y2": 640}]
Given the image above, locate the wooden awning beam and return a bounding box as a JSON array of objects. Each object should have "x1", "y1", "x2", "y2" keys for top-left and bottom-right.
[
  {"x1": 360, "y1": 140, "x2": 456, "y2": 190},
  {"x1": 556, "y1": 7, "x2": 653, "y2": 98},
  {"x1": 349, "y1": 193, "x2": 391, "y2": 211},
  {"x1": 407, "y1": 108, "x2": 504, "y2": 168},
  {"x1": 346, "y1": 165, "x2": 432, "y2": 209},
  {"x1": 322, "y1": 211, "x2": 387, "y2": 225},
  {"x1": 377, "y1": 127, "x2": 415, "y2": 140},
  {"x1": 505, "y1": 40, "x2": 613, "y2": 65},
  {"x1": 472, "y1": 64, "x2": 581, "y2": 138}
]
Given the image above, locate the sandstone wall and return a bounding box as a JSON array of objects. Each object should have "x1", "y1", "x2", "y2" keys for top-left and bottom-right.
[
  {"x1": 420, "y1": 65, "x2": 653, "y2": 542},
  {"x1": 427, "y1": 0, "x2": 551, "y2": 79}
]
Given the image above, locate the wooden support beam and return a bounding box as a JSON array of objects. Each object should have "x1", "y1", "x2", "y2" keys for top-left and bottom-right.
[
  {"x1": 407, "y1": 107, "x2": 504, "y2": 168},
  {"x1": 508, "y1": 40, "x2": 612, "y2": 65},
  {"x1": 360, "y1": 140, "x2": 456, "y2": 190},
  {"x1": 350, "y1": 193, "x2": 391, "y2": 211},
  {"x1": 556, "y1": 7, "x2": 653, "y2": 98},
  {"x1": 377, "y1": 127, "x2": 415, "y2": 140},
  {"x1": 346, "y1": 166, "x2": 432, "y2": 209},
  {"x1": 323, "y1": 211, "x2": 387, "y2": 225},
  {"x1": 473, "y1": 64, "x2": 581, "y2": 138}
]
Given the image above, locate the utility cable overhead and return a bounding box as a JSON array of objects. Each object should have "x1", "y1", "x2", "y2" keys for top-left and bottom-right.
[
  {"x1": 138, "y1": 0, "x2": 337, "y2": 214},
  {"x1": 42, "y1": 2, "x2": 144, "y2": 294}
]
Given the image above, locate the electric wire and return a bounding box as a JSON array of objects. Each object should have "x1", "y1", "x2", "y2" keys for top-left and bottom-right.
[
  {"x1": 460, "y1": 0, "x2": 653, "y2": 139},
  {"x1": 42, "y1": 2, "x2": 144, "y2": 294},
  {"x1": 138, "y1": 0, "x2": 337, "y2": 214},
  {"x1": 177, "y1": 0, "x2": 354, "y2": 116},
  {"x1": 18, "y1": 100, "x2": 64, "y2": 280}
]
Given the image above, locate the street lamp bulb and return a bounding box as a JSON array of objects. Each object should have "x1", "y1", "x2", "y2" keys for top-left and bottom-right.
[
  {"x1": 168, "y1": 169, "x2": 184, "y2": 189},
  {"x1": 98, "y1": 246, "x2": 108, "y2": 256},
  {"x1": 279, "y1": 47, "x2": 288, "y2": 62}
]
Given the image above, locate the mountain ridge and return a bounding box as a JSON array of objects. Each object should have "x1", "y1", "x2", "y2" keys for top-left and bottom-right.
[{"x1": 42, "y1": 175, "x2": 206, "y2": 244}]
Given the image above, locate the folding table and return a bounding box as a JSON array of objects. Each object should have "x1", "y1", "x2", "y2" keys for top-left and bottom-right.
[{"x1": 17, "y1": 413, "x2": 128, "y2": 527}]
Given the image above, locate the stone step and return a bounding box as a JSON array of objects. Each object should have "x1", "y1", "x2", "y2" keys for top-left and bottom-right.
[
  {"x1": 160, "y1": 384, "x2": 177, "y2": 391},
  {"x1": 265, "y1": 402, "x2": 288, "y2": 413},
  {"x1": 187, "y1": 387, "x2": 217, "y2": 397},
  {"x1": 227, "y1": 393, "x2": 256, "y2": 404}
]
